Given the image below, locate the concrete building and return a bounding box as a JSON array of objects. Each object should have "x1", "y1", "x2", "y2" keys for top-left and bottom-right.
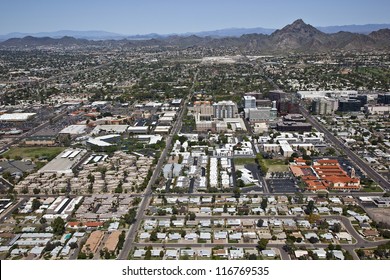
[
  {"x1": 24, "y1": 136, "x2": 56, "y2": 146},
  {"x1": 378, "y1": 93, "x2": 390, "y2": 104},
  {"x1": 338, "y1": 99, "x2": 361, "y2": 112},
  {"x1": 311, "y1": 97, "x2": 338, "y2": 115},
  {"x1": 0, "y1": 113, "x2": 36, "y2": 122},
  {"x1": 278, "y1": 140, "x2": 294, "y2": 157},
  {"x1": 248, "y1": 107, "x2": 271, "y2": 122},
  {"x1": 213, "y1": 101, "x2": 238, "y2": 119},
  {"x1": 364, "y1": 105, "x2": 390, "y2": 115},
  {"x1": 243, "y1": 96, "x2": 256, "y2": 109},
  {"x1": 276, "y1": 122, "x2": 312, "y2": 132}
]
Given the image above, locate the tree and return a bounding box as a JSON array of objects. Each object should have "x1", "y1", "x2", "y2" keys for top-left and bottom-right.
[
  {"x1": 257, "y1": 238, "x2": 268, "y2": 251},
  {"x1": 78, "y1": 252, "x2": 87, "y2": 259},
  {"x1": 123, "y1": 208, "x2": 137, "y2": 225},
  {"x1": 257, "y1": 219, "x2": 264, "y2": 227},
  {"x1": 31, "y1": 199, "x2": 41, "y2": 211},
  {"x1": 308, "y1": 236, "x2": 319, "y2": 244},
  {"x1": 144, "y1": 249, "x2": 152, "y2": 260},
  {"x1": 247, "y1": 254, "x2": 257, "y2": 260},
  {"x1": 117, "y1": 231, "x2": 126, "y2": 250},
  {"x1": 150, "y1": 231, "x2": 158, "y2": 242},
  {"x1": 51, "y1": 217, "x2": 65, "y2": 235},
  {"x1": 261, "y1": 198, "x2": 268, "y2": 211},
  {"x1": 305, "y1": 200, "x2": 315, "y2": 215},
  {"x1": 189, "y1": 212, "x2": 196, "y2": 221},
  {"x1": 236, "y1": 170, "x2": 242, "y2": 178},
  {"x1": 87, "y1": 174, "x2": 95, "y2": 184},
  {"x1": 233, "y1": 188, "x2": 241, "y2": 198},
  {"x1": 344, "y1": 251, "x2": 353, "y2": 260},
  {"x1": 33, "y1": 188, "x2": 40, "y2": 195},
  {"x1": 69, "y1": 242, "x2": 78, "y2": 249},
  {"x1": 332, "y1": 223, "x2": 342, "y2": 233},
  {"x1": 356, "y1": 249, "x2": 365, "y2": 259},
  {"x1": 236, "y1": 179, "x2": 245, "y2": 188},
  {"x1": 381, "y1": 230, "x2": 390, "y2": 239}
]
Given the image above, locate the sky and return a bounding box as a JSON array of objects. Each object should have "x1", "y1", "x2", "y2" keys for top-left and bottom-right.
[{"x1": 1, "y1": 0, "x2": 390, "y2": 35}]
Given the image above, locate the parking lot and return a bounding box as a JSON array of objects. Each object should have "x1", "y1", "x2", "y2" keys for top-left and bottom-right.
[{"x1": 267, "y1": 178, "x2": 297, "y2": 193}]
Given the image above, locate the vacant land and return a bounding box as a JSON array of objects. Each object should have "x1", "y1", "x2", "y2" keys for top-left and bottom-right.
[
  {"x1": 234, "y1": 157, "x2": 256, "y2": 166},
  {"x1": 263, "y1": 159, "x2": 289, "y2": 172},
  {"x1": 2, "y1": 147, "x2": 65, "y2": 160}
]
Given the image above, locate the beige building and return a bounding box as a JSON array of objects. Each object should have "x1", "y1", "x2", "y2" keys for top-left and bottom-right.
[{"x1": 82, "y1": 230, "x2": 104, "y2": 254}]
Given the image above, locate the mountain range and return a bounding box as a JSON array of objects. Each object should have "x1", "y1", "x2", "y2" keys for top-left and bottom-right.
[
  {"x1": 1, "y1": 22, "x2": 390, "y2": 41},
  {"x1": 1, "y1": 19, "x2": 390, "y2": 53}
]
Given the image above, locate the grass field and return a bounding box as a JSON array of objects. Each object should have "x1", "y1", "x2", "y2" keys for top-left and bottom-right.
[
  {"x1": 2, "y1": 147, "x2": 65, "y2": 160},
  {"x1": 234, "y1": 157, "x2": 256, "y2": 166},
  {"x1": 263, "y1": 159, "x2": 289, "y2": 172}
]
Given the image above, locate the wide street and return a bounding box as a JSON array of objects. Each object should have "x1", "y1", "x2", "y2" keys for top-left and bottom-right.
[{"x1": 118, "y1": 70, "x2": 199, "y2": 259}]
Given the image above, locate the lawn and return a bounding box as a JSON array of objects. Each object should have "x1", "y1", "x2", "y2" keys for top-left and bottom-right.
[
  {"x1": 263, "y1": 159, "x2": 289, "y2": 172},
  {"x1": 2, "y1": 147, "x2": 66, "y2": 160},
  {"x1": 234, "y1": 157, "x2": 256, "y2": 166},
  {"x1": 361, "y1": 186, "x2": 383, "y2": 193}
]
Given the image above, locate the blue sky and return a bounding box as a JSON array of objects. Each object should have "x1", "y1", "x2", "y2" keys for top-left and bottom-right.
[{"x1": 1, "y1": 0, "x2": 389, "y2": 34}]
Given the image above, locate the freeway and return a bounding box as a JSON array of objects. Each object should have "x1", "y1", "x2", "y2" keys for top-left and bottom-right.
[
  {"x1": 118, "y1": 69, "x2": 199, "y2": 259},
  {"x1": 300, "y1": 106, "x2": 390, "y2": 191}
]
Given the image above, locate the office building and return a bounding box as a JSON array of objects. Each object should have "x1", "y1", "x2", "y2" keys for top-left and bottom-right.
[
  {"x1": 243, "y1": 96, "x2": 256, "y2": 109},
  {"x1": 338, "y1": 99, "x2": 361, "y2": 112},
  {"x1": 213, "y1": 101, "x2": 238, "y2": 119}
]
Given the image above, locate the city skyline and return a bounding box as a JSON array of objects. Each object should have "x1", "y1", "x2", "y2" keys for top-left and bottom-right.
[{"x1": 1, "y1": 0, "x2": 390, "y2": 34}]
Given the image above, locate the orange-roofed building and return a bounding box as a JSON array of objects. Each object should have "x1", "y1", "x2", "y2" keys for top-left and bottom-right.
[
  {"x1": 85, "y1": 221, "x2": 104, "y2": 228},
  {"x1": 290, "y1": 157, "x2": 360, "y2": 191}
]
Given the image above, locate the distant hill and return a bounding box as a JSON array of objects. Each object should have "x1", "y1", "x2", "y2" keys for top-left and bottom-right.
[
  {"x1": 0, "y1": 30, "x2": 126, "y2": 41},
  {"x1": 1, "y1": 19, "x2": 390, "y2": 53},
  {"x1": 317, "y1": 24, "x2": 390, "y2": 34},
  {"x1": 1, "y1": 23, "x2": 390, "y2": 42}
]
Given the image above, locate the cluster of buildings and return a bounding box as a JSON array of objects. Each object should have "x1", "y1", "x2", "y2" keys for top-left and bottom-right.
[
  {"x1": 74, "y1": 194, "x2": 134, "y2": 222},
  {"x1": 260, "y1": 131, "x2": 323, "y2": 158},
  {"x1": 14, "y1": 150, "x2": 153, "y2": 194},
  {"x1": 301, "y1": 90, "x2": 390, "y2": 115},
  {"x1": 290, "y1": 158, "x2": 360, "y2": 191},
  {"x1": 190, "y1": 101, "x2": 246, "y2": 132}
]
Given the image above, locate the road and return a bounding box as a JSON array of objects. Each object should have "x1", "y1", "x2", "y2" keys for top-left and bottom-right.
[
  {"x1": 300, "y1": 106, "x2": 390, "y2": 191},
  {"x1": 118, "y1": 69, "x2": 199, "y2": 260},
  {"x1": 0, "y1": 198, "x2": 26, "y2": 222}
]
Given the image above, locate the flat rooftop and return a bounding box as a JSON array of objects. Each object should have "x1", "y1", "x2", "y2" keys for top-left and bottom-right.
[{"x1": 39, "y1": 149, "x2": 87, "y2": 174}]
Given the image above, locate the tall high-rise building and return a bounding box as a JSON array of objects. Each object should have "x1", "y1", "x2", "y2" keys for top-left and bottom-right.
[
  {"x1": 213, "y1": 101, "x2": 238, "y2": 119},
  {"x1": 243, "y1": 96, "x2": 256, "y2": 109},
  {"x1": 312, "y1": 98, "x2": 338, "y2": 115},
  {"x1": 338, "y1": 99, "x2": 361, "y2": 112}
]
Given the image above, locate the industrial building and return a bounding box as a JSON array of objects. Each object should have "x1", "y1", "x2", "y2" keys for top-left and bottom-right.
[{"x1": 38, "y1": 149, "x2": 87, "y2": 174}]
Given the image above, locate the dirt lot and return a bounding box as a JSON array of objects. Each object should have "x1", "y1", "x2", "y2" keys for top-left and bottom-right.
[{"x1": 365, "y1": 207, "x2": 390, "y2": 225}]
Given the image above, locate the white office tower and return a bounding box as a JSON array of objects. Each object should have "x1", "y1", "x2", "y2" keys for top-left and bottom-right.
[
  {"x1": 243, "y1": 96, "x2": 256, "y2": 109},
  {"x1": 213, "y1": 101, "x2": 238, "y2": 119}
]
